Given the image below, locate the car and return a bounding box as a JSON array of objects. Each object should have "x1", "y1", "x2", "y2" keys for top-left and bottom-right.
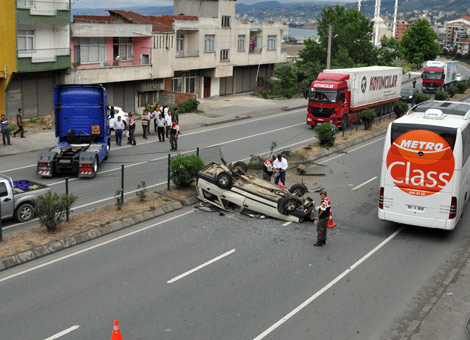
[
  {"x1": 108, "y1": 106, "x2": 128, "y2": 130},
  {"x1": 456, "y1": 73, "x2": 464, "y2": 82},
  {"x1": 196, "y1": 161, "x2": 316, "y2": 223},
  {"x1": 400, "y1": 88, "x2": 419, "y2": 103}
]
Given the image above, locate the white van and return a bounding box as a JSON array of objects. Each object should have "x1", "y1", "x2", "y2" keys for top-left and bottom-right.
[{"x1": 378, "y1": 101, "x2": 470, "y2": 230}]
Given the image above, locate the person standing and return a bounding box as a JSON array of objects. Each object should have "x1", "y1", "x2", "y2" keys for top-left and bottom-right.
[
  {"x1": 141, "y1": 109, "x2": 149, "y2": 139},
  {"x1": 263, "y1": 156, "x2": 275, "y2": 181},
  {"x1": 164, "y1": 109, "x2": 172, "y2": 139},
  {"x1": 314, "y1": 191, "x2": 331, "y2": 247},
  {"x1": 171, "y1": 107, "x2": 179, "y2": 124},
  {"x1": 1, "y1": 114, "x2": 11, "y2": 146},
  {"x1": 412, "y1": 78, "x2": 417, "y2": 89},
  {"x1": 156, "y1": 114, "x2": 165, "y2": 142},
  {"x1": 169, "y1": 118, "x2": 179, "y2": 151},
  {"x1": 146, "y1": 109, "x2": 152, "y2": 135},
  {"x1": 127, "y1": 113, "x2": 136, "y2": 145},
  {"x1": 153, "y1": 106, "x2": 160, "y2": 133},
  {"x1": 113, "y1": 115, "x2": 125, "y2": 146},
  {"x1": 273, "y1": 154, "x2": 288, "y2": 185},
  {"x1": 13, "y1": 108, "x2": 25, "y2": 138}
]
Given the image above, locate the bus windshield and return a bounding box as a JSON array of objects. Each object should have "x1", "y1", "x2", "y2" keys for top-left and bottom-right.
[
  {"x1": 422, "y1": 72, "x2": 443, "y2": 80},
  {"x1": 309, "y1": 89, "x2": 337, "y2": 103},
  {"x1": 391, "y1": 123, "x2": 457, "y2": 159}
]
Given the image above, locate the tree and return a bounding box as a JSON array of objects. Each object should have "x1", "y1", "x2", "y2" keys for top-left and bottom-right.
[
  {"x1": 377, "y1": 36, "x2": 401, "y2": 65},
  {"x1": 269, "y1": 62, "x2": 299, "y2": 98},
  {"x1": 317, "y1": 5, "x2": 376, "y2": 67},
  {"x1": 296, "y1": 38, "x2": 326, "y2": 98},
  {"x1": 399, "y1": 18, "x2": 441, "y2": 68}
]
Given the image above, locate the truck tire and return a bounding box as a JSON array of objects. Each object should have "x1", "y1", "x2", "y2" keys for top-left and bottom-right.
[
  {"x1": 289, "y1": 183, "x2": 307, "y2": 197},
  {"x1": 16, "y1": 202, "x2": 34, "y2": 222},
  {"x1": 104, "y1": 140, "x2": 110, "y2": 160},
  {"x1": 92, "y1": 156, "x2": 98, "y2": 178},
  {"x1": 277, "y1": 197, "x2": 299, "y2": 215},
  {"x1": 216, "y1": 171, "x2": 232, "y2": 189},
  {"x1": 230, "y1": 161, "x2": 248, "y2": 175}
]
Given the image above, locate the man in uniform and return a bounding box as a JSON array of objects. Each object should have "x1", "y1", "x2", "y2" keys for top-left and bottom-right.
[{"x1": 314, "y1": 191, "x2": 331, "y2": 247}]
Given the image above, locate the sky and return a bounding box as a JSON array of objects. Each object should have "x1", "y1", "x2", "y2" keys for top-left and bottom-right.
[{"x1": 72, "y1": 0, "x2": 355, "y2": 9}]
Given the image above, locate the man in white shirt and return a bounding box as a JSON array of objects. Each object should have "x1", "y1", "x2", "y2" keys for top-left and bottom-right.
[
  {"x1": 273, "y1": 154, "x2": 288, "y2": 185},
  {"x1": 113, "y1": 116, "x2": 125, "y2": 146},
  {"x1": 164, "y1": 110, "x2": 172, "y2": 138}
]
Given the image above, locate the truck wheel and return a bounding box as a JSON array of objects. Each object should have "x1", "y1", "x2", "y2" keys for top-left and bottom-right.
[
  {"x1": 216, "y1": 171, "x2": 232, "y2": 189},
  {"x1": 289, "y1": 183, "x2": 307, "y2": 197},
  {"x1": 104, "y1": 141, "x2": 110, "y2": 160},
  {"x1": 277, "y1": 197, "x2": 299, "y2": 215},
  {"x1": 230, "y1": 161, "x2": 248, "y2": 175},
  {"x1": 92, "y1": 156, "x2": 98, "y2": 178},
  {"x1": 16, "y1": 202, "x2": 34, "y2": 222},
  {"x1": 341, "y1": 115, "x2": 348, "y2": 130}
]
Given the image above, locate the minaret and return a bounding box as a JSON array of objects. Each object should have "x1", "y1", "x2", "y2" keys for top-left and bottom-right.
[
  {"x1": 358, "y1": 0, "x2": 362, "y2": 12},
  {"x1": 374, "y1": 0, "x2": 381, "y2": 45},
  {"x1": 392, "y1": 0, "x2": 398, "y2": 39}
]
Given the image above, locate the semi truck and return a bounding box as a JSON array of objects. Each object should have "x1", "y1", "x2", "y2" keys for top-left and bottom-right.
[
  {"x1": 37, "y1": 84, "x2": 110, "y2": 178},
  {"x1": 421, "y1": 60, "x2": 458, "y2": 93},
  {"x1": 306, "y1": 66, "x2": 402, "y2": 129}
]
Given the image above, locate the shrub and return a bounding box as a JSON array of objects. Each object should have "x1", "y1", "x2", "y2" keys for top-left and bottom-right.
[
  {"x1": 393, "y1": 101, "x2": 409, "y2": 118},
  {"x1": 177, "y1": 99, "x2": 200, "y2": 113},
  {"x1": 170, "y1": 154, "x2": 204, "y2": 187},
  {"x1": 314, "y1": 122, "x2": 336, "y2": 147},
  {"x1": 435, "y1": 90, "x2": 449, "y2": 100},
  {"x1": 456, "y1": 82, "x2": 468, "y2": 94},
  {"x1": 360, "y1": 109, "x2": 376, "y2": 130},
  {"x1": 136, "y1": 181, "x2": 147, "y2": 201},
  {"x1": 447, "y1": 86, "x2": 458, "y2": 98},
  {"x1": 33, "y1": 191, "x2": 77, "y2": 231},
  {"x1": 415, "y1": 93, "x2": 430, "y2": 104}
]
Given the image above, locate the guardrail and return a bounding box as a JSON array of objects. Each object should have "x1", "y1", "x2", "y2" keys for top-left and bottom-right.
[{"x1": 17, "y1": 47, "x2": 70, "y2": 62}]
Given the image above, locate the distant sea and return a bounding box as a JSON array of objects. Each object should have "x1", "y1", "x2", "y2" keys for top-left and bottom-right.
[{"x1": 287, "y1": 27, "x2": 318, "y2": 40}]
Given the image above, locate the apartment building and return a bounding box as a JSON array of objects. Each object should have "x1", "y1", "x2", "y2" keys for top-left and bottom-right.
[
  {"x1": 394, "y1": 20, "x2": 412, "y2": 40},
  {"x1": 4, "y1": 0, "x2": 71, "y2": 117},
  {"x1": 445, "y1": 16, "x2": 470, "y2": 53},
  {"x1": 67, "y1": 0, "x2": 288, "y2": 112}
]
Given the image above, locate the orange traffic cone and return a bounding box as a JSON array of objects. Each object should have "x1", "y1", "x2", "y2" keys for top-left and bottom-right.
[
  {"x1": 111, "y1": 319, "x2": 123, "y2": 340},
  {"x1": 327, "y1": 211, "x2": 337, "y2": 228}
]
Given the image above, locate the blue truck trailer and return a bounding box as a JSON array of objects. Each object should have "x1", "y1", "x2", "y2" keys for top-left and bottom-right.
[{"x1": 37, "y1": 84, "x2": 110, "y2": 178}]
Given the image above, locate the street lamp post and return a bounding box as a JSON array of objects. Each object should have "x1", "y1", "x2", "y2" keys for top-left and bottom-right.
[{"x1": 327, "y1": 24, "x2": 332, "y2": 69}]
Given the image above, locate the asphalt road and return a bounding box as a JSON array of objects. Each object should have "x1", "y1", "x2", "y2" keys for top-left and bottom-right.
[
  {"x1": 0, "y1": 108, "x2": 316, "y2": 234},
  {"x1": 1, "y1": 135, "x2": 470, "y2": 340}
]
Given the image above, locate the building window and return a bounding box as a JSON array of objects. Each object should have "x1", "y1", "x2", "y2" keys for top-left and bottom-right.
[
  {"x1": 204, "y1": 34, "x2": 215, "y2": 52},
  {"x1": 238, "y1": 35, "x2": 245, "y2": 51},
  {"x1": 74, "y1": 37, "x2": 106, "y2": 63},
  {"x1": 267, "y1": 35, "x2": 276, "y2": 50},
  {"x1": 176, "y1": 35, "x2": 184, "y2": 53},
  {"x1": 17, "y1": 30, "x2": 34, "y2": 50},
  {"x1": 172, "y1": 77, "x2": 182, "y2": 92},
  {"x1": 185, "y1": 70, "x2": 199, "y2": 94},
  {"x1": 220, "y1": 49, "x2": 230, "y2": 61},
  {"x1": 113, "y1": 37, "x2": 133, "y2": 61},
  {"x1": 222, "y1": 16, "x2": 230, "y2": 28}
]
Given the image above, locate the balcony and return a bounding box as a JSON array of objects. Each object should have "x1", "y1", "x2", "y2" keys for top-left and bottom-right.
[
  {"x1": 72, "y1": 58, "x2": 151, "y2": 69},
  {"x1": 70, "y1": 61, "x2": 152, "y2": 84},
  {"x1": 17, "y1": 0, "x2": 69, "y2": 16},
  {"x1": 176, "y1": 50, "x2": 199, "y2": 58},
  {"x1": 249, "y1": 47, "x2": 262, "y2": 54},
  {"x1": 18, "y1": 47, "x2": 70, "y2": 63}
]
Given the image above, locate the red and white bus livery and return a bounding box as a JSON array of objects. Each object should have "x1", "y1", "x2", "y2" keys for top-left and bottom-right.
[{"x1": 379, "y1": 101, "x2": 470, "y2": 230}]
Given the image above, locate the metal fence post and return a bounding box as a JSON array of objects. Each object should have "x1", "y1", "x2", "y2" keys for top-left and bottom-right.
[
  {"x1": 197, "y1": 147, "x2": 200, "y2": 157},
  {"x1": 65, "y1": 176, "x2": 69, "y2": 222},
  {"x1": 121, "y1": 164, "x2": 124, "y2": 204},
  {"x1": 167, "y1": 154, "x2": 171, "y2": 191}
]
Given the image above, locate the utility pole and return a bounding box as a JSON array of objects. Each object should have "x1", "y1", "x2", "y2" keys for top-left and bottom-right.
[{"x1": 326, "y1": 24, "x2": 332, "y2": 69}]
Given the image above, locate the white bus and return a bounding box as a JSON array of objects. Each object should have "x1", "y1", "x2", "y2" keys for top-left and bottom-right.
[{"x1": 378, "y1": 100, "x2": 470, "y2": 230}]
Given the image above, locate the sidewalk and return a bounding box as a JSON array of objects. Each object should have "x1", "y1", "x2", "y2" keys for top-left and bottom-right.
[{"x1": 1, "y1": 77, "x2": 469, "y2": 339}]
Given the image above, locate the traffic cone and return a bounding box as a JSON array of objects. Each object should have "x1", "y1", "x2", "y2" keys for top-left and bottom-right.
[
  {"x1": 327, "y1": 211, "x2": 337, "y2": 228},
  {"x1": 111, "y1": 319, "x2": 123, "y2": 340}
]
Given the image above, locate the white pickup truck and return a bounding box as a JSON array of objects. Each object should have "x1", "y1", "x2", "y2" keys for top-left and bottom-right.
[{"x1": 0, "y1": 174, "x2": 49, "y2": 222}]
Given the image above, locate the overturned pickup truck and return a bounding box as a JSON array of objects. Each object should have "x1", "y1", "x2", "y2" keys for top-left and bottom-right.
[{"x1": 196, "y1": 161, "x2": 315, "y2": 223}]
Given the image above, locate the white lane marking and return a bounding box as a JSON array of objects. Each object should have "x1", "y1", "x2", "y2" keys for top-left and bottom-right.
[
  {"x1": 351, "y1": 176, "x2": 378, "y2": 191},
  {"x1": 318, "y1": 137, "x2": 386, "y2": 165},
  {"x1": 253, "y1": 226, "x2": 404, "y2": 340},
  {"x1": 0, "y1": 210, "x2": 195, "y2": 283},
  {"x1": 282, "y1": 222, "x2": 292, "y2": 226},
  {"x1": 167, "y1": 249, "x2": 236, "y2": 284},
  {"x1": 43, "y1": 325, "x2": 80, "y2": 340},
  {"x1": 0, "y1": 108, "x2": 306, "y2": 174}
]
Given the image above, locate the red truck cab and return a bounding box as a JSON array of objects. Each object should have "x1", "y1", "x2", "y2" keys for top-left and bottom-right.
[
  {"x1": 306, "y1": 73, "x2": 355, "y2": 129},
  {"x1": 421, "y1": 66, "x2": 444, "y2": 93}
]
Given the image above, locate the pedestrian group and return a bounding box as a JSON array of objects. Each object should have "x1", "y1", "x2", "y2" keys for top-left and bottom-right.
[{"x1": 2, "y1": 107, "x2": 27, "y2": 146}]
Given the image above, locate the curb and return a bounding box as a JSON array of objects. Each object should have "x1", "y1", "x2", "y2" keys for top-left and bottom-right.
[{"x1": 0, "y1": 200, "x2": 183, "y2": 272}]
